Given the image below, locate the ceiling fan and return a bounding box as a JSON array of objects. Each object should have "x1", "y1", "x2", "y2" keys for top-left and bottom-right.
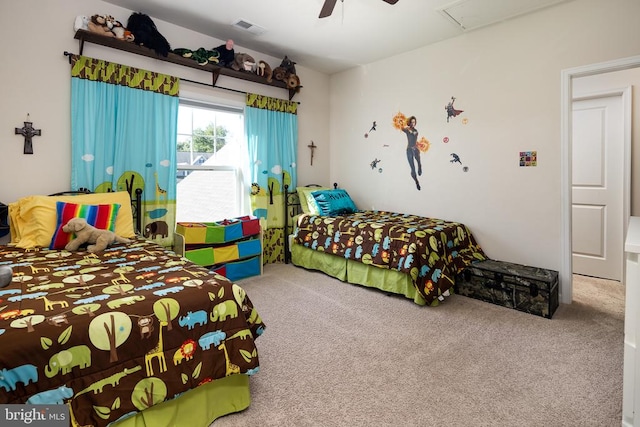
[{"x1": 319, "y1": 0, "x2": 399, "y2": 18}]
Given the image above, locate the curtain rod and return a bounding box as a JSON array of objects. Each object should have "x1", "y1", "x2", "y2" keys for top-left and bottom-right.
[{"x1": 63, "y1": 51, "x2": 301, "y2": 104}]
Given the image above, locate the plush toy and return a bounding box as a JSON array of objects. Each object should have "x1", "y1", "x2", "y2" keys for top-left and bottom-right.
[
  {"x1": 63, "y1": 218, "x2": 131, "y2": 253},
  {"x1": 0, "y1": 266, "x2": 12, "y2": 288},
  {"x1": 273, "y1": 56, "x2": 301, "y2": 90},
  {"x1": 214, "y1": 39, "x2": 235, "y2": 67},
  {"x1": 111, "y1": 20, "x2": 135, "y2": 42},
  {"x1": 256, "y1": 60, "x2": 273, "y2": 82},
  {"x1": 87, "y1": 14, "x2": 116, "y2": 36},
  {"x1": 127, "y1": 12, "x2": 171, "y2": 57},
  {"x1": 73, "y1": 15, "x2": 90, "y2": 32},
  {"x1": 172, "y1": 48, "x2": 219, "y2": 65},
  {"x1": 280, "y1": 56, "x2": 297, "y2": 75},
  {"x1": 286, "y1": 73, "x2": 301, "y2": 89},
  {"x1": 231, "y1": 53, "x2": 256, "y2": 72}
]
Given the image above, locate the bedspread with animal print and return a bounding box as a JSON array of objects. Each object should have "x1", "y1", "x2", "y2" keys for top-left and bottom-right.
[
  {"x1": 294, "y1": 210, "x2": 486, "y2": 305},
  {"x1": 0, "y1": 237, "x2": 265, "y2": 427}
]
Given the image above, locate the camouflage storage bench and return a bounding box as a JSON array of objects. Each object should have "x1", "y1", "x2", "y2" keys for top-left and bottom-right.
[{"x1": 455, "y1": 259, "x2": 559, "y2": 319}]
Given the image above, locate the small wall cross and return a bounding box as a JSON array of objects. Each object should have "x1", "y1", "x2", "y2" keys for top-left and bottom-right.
[
  {"x1": 15, "y1": 114, "x2": 41, "y2": 154},
  {"x1": 308, "y1": 140, "x2": 317, "y2": 166}
]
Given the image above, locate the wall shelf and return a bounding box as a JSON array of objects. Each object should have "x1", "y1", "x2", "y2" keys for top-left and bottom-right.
[{"x1": 73, "y1": 30, "x2": 298, "y2": 100}]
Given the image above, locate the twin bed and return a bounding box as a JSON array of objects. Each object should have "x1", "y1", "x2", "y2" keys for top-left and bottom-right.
[
  {"x1": 0, "y1": 191, "x2": 264, "y2": 427},
  {"x1": 285, "y1": 184, "x2": 486, "y2": 306}
]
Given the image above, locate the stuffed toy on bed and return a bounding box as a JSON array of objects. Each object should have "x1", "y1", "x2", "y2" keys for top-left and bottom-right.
[{"x1": 63, "y1": 218, "x2": 131, "y2": 253}]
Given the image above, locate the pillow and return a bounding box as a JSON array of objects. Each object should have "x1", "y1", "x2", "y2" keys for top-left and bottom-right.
[
  {"x1": 49, "y1": 202, "x2": 121, "y2": 249},
  {"x1": 9, "y1": 191, "x2": 135, "y2": 249},
  {"x1": 296, "y1": 186, "x2": 330, "y2": 215},
  {"x1": 311, "y1": 189, "x2": 358, "y2": 216}
]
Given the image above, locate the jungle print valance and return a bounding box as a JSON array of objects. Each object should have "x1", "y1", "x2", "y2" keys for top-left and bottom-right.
[
  {"x1": 246, "y1": 93, "x2": 297, "y2": 114},
  {"x1": 70, "y1": 54, "x2": 179, "y2": 96}
]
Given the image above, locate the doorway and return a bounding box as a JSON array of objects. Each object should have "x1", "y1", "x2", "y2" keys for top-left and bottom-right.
[
  {"x1": 571, "y1": 90, "x2": 629, "y2": 282},
  {"x1": 561, "y1": 56, "x2": 639, "y2": 304}
]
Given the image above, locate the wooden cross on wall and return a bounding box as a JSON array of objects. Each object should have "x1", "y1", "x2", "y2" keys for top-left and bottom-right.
[
  {"x1": 15, "y1": 115, "x2": 41, "y2": 154},
  {"x1": 308, "y1": 140, "x2": 317, "y2": 166}
]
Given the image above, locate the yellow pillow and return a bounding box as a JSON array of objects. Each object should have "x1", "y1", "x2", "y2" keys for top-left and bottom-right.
[
  {"x1": 296, "y1": 186, "x2": 330, "y2": 215},
  {"x1": 9, "y1": 191, "x2": 135, "y2": 248}
]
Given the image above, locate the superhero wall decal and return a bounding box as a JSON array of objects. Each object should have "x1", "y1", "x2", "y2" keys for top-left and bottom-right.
[
  {"x1": 362, "y1": 96, "x2": 472, "y2": 190},
  {"x1": 445, "y1": 97, "x2": 464, "y2": 122},
  {"x1": 393, "y1": 112, "x2": 430, "y2": 191}
]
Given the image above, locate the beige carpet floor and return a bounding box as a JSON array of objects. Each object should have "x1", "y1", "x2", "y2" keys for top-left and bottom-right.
[{"x1": 212, "y1": 265, "x2": 625, "y2": 427}]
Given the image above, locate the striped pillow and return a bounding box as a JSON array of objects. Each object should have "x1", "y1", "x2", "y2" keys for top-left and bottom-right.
[{"x1": 49, "y1": 202, "x2": 120, "y2": 250}]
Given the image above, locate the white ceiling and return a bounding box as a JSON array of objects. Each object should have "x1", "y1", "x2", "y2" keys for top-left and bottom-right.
[{"x1": 102, "y1": 0, "x2": 573, "y2": 74}]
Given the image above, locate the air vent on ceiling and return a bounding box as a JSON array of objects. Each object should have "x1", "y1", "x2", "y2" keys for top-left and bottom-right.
[
  {"x1": 437, "y1": 0, "x2": 569, "y2": 32},
  {"x1": 231, "y1": 19, "x2": 266, "y2": 36}
]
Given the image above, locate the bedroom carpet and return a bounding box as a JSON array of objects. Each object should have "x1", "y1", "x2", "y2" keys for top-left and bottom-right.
[{"x1": 212, "y1": 265, "x2": 624, "y2": 427}]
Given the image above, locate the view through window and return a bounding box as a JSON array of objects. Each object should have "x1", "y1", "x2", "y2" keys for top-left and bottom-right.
[{"x1": 176, "y1": 100, "x2": 245, "y2": 222}]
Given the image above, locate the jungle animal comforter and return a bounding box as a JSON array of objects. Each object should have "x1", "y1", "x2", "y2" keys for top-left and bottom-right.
[
  {"x1": 293, "y1": 211, "x2": 486, "y2": 305},
  {"x1": 0, "y1": 238, "x2": 264, "y2": 427}
]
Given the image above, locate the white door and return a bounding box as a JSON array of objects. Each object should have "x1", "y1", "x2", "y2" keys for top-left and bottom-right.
[{"x1": 571, "y1": 94, "x2": 624, "y2": 281}]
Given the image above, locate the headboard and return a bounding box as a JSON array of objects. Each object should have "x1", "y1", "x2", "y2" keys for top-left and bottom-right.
[{"x1": 282, "y1": 182, "x2": 337, "y2": 264}]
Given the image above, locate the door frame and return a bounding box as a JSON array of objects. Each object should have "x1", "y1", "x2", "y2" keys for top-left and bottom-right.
[{"x1": 561, "y1": 55, "x2": 638, "y2": 304}]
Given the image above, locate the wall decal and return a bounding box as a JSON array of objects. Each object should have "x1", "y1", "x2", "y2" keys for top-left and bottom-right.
[
  {"x1": 450, "y1": 153, "x2": 469, "y2": 172},
  {"x1": 519, "y1": 151, "x2": 537, "y2": 167},
  {"x1": 370, "y1": 158, "x2": 382, "y2": 173},
  {"x1": 445, "y1": 97, "x2": 464, "y2": 123},
  {"x1": 364, "y1": 121, "x2": 377, "y2": 138},
  {"x1": 14, "y1": 114, "x2": 41, "y2": 155},
  {"x1": 443, "y1": 137, "x2": 450, "y2": 143},
  {"x1": 462, "y1": 118, "x2": 469, "y2": 125},
  {"x1": 393, "y1": 112, "x2": 430, "y2": 191}
]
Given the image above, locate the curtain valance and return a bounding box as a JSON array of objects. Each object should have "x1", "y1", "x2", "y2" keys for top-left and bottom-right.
[
  {"x1": 246, "y1": 93, "x2": 297, "y2": 114},
  {"x1": 70, "y1": 54, "x2": 179, "y2": 96}
]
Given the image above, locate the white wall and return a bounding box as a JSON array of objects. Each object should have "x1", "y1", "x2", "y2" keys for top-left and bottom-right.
[
  {"x1": 328, "y1": 0, "x2": 640, "y2": 277},
  {"x1": 0, "y1": 0, "x2": 330, "y2": 203}
]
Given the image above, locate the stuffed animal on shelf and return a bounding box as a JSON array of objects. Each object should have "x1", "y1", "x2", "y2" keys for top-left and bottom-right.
[
  {"x1": 214, "y1": 39, "x2": 235, "y2": 67},
  {"x1": 63, "y1": 218, "x2": 131, "y2": 253},
  {"x1": 110, "y1": 20, "x2": 135, "y2": 42},
  {"x1": 273, "y1": 56, "x2": 301, "y2": 90},
  {"x1": 172, "y1": 47, "x2": 219, "y2": 65},
  {"x1": 126, "y1": 12, "x2": 171, "y2": 57},
  {"x1": 87, "y1": 14, "x2": 117, "y2": 36},
  {"x1": 256, "y1": 60, "x2": 273, "y2": 82},
  {"x1": 280, "y1": 55, "x2": 297, "y2": 75},
  {"x1": 231, "y1": 53, "x2": 256, "y2": 72},
  {"x1": 73, "y1": 15, "x2": 90, "y2": 32},
  {"x1": 286, "y1": 73, "x2": 301, "y2": 89}
]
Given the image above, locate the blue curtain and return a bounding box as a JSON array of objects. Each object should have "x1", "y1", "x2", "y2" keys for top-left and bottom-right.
[
  {"x1": 245, "y1": 93, "x2": 298, "y2": 263},
  {"x1": 70, "y1": 55, "x2": 179, "y2": 247}
]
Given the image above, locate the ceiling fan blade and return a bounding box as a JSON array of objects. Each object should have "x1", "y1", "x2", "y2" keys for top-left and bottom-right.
[
  {"x1": 319, "y1": 0, "x2": 338, "y2": 18},
  {"x1": 383, "y1": 0, "x2": 399, "y2": 4}
]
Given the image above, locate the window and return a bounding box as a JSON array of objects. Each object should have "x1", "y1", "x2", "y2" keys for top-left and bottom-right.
[{"x1": 176, "y1": 100, "x2": 246, "y2": 222}]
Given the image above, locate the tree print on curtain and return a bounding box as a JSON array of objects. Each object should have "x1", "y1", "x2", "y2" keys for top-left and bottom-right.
[{"x1": 70, "y1": 55, "x2": 179, "y2": 247}]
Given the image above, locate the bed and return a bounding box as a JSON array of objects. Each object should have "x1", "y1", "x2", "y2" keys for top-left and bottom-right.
[
  {"x1": 284, "y1": 184, "x2": 486, "y2": 306},
  {"x1": 0, "y1": 190, "x2": 265, "y2": 427}
]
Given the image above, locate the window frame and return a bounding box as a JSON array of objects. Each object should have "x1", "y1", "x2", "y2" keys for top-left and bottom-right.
[{"x1": 176, "y1": 98, "x2": 247, "y2": 222}]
